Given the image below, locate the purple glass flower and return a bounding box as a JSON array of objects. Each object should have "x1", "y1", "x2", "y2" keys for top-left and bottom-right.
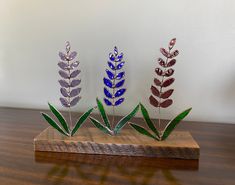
[
  {"x1": 58, "y1": 42, "x2": 81, "y2": 108},
  {"x1": 103, "y1": 46, "x2": 126, "y2": 106}
]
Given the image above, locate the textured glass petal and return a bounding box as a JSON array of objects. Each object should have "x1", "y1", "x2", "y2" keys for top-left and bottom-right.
[
  {"x1": 47, "y1": 103, "x2": 70, "y2": 134},
  {"x1": 115, "y1": 98, "x2": 124, "y2": 106},
  {"x1": 114, "y1": 104, "x2": 140, "y2": 134},
  {"x1": 158, "y1": 58, "x2": 166, "y2": 67},
  {"x1": 70, "y1": 70, "x2": 81, "y2": 78},
  {"x1": 160, "y1": 99, "x2": 173, "y2": 108},
  {"x1": 149, "y1": 95, "x2": 159, "y2": 107},
  {"x1": 115, "y1": 79, "x2": 125, "y2": 88},
  {"x1": 96, "y1": 98, "x2": 111, "y2": 129},
  {"x1": 161, "y1": 89, "x2": 174, "y2": 99},
  {"x1": 104, "y1": 98, "x2": 112, "y2": 106},
  {"x1": 169, "y1": 38, "x2": 176, "y2": 49},
  {"x1": 104, "y1": 87, "x2": 113, "y2": 98},
  {"x1": 164, "y1": 68, "x2": 174, "y2": 77},
  {"x1": 70, "y1": 96, "x2": 81, "y2": 107},
  {"x1": 114, "y1": 46, "x2": 118, "y2": 56},
  {"x1": 41, "y1": 112, "x2": 69, "y2": 136},
  {"x1": 116, "y1": 58, "x2": 123, "y2": 62},
  {"x1": 59, "y1": 70, "x2": 69, "y2": 79},
  {"x1": 162, "y1": 78, "x2": 175, "y2": 87},
  {"x1": 167, "y1": 59, "x2": 176, "y2": 67},
  {"x1": 130, "y1": 123, "x2": 157, "y2": 140},
  {"x1": 160, "y1": 48, "x2": 170, "y2": 58},
  {"x1": 71, "y1": 107, "x2": 94, "y2": 136},
  {"x1": 70, "y1": 88, "x2": 81, "y2": 97},
  {"x1": 107, "y1": 61, "x2": 115, "y2": 70},
  {"x1": 59, "y1": 52, "x2": 66, "y2": 61},
  {"x1": 58, "y1": 79, "x2": 69, "y2": 88},
  {"x1": 69, "y1": 51, "x2": 77, "y2": 60},
  {"x1": 66, "y1": 65, "x2": 73, "y2": 70},
  {"x1": 60, "y1": 97, "x2": 70, "y2": 107},
  {"x1": 106, "y1": 69, "x2": 115, "y2": 80},
  {"x1": 65, "y1": 41, "x2": 71, "y2": 53},
  {"x1": 103, "y1": 78, "x2": 113, "y2": 88},
  {"x1": 155, "y1": 68, "x2": 163, "y2": 76},
  {"x1": 58, "y1": 62, "x2": 68, "y2": 70},
  {"x1": 109, "y1": 53, "x2": 115, "y2": 61},
  {"x1": 154, "y1": 78, "x2": 161, "y2": 86},
  {"x1": 71, "y1": 61, "x2": 79, "y2": 68},
  {"x1": 151, "y1": 85, "x2": 160, "y2": 97},
  {"x1": 114, "y1": 88, "x2": 126, "y2": 97},
  {"x1": 170, "y1": 50, "x2": 179, "y2": 58},
  {"x1": 116, "y1": 71, "x2": 125, "y2": 80},
  {"x1": 71, "y1": 79, "x2": 81, "y2": 87},
  {"x1": 118, "y1": 53, "x2": 123, "y2": 60},
  {"x1": 116, "y1": 62, "x2": 125, "y2": 70},
  {"x1": 162, "y1": 108, "x2": 192, "y2": 140},
  {"x1": 139, "y1": 103, "x2": 159, "y2": 137},
  {"x1": 60, "y1": 88, "x2": 69, "y2": 97}
]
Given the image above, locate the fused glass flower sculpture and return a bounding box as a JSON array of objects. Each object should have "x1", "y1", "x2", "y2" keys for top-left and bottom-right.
[
  {"x1": 130, "y1": 38, "x2": 192, "y2": 141},
  {"x1": 41, "y1": 42, "x2": 94, "y2": 137},
  {"x1": 35, "y1": 41, "x2": 199, "y2": 159},
  {"x1": 89, "y1": 47, "x2": 139, "y2": 135}
]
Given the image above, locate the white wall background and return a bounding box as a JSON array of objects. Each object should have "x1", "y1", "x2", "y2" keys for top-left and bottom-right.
[{"x1": 1, "y1": 0, "x2": 235, "y2": 123}]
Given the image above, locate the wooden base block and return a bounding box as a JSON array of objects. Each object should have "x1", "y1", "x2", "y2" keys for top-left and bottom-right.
[{"x1": 34, "y1": 127, "x2": 200, "y2": 159}]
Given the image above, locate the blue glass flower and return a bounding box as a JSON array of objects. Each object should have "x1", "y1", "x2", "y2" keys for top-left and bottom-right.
[{"x1": 103, "y1": 46, "x2": 126, "y2": 106}]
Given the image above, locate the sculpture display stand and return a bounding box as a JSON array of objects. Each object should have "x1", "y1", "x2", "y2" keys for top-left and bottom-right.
[{"x1": 34, "y1": 126, "x2": 200, "y2": 159}]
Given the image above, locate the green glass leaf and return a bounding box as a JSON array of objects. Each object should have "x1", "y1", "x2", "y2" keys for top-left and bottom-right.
[
  {"x1": 130, "y1": 123, "x2": 157, "y2": 140},
  {"x1": 89, "y1": 117, "x2": 112, "y2": 135},
  {"x1": 48, "y1": 103, "x2": 69, "y2": 134},
  {"x1": 41, "y1": 113, "x2": 69, "y2": 136},
  {"x1": 96, "y1": 98, "x2": 111, "y2": 129},
  {"x1": 114, "y1": 104, "x2": 139, "y2": 134},
  {"x1": 140, "y1": 103, "x2": 160, "y2": 138},
  {"x1": 71, "y1": 107, "x2": 94, "y2": 136},
  {"x1": 161, "y1": 108, "x2": 192, "y2": 140}
]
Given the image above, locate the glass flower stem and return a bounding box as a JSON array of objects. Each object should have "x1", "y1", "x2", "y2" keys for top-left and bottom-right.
[
  {"x1": 158, "y1": 106, "x2": 161, "y2": 136},
  {"x1": 68, "y1": 76, "x2": 72, "y2": 132},
  {"x1": 68, "y1": 107, "x2": 72, "y2": 134},
  {"x1": 66, "y1": 48, "x2": 72, "y2": 134},
  {"x1": 111, "y1": 61, "x2": 118, "y2": 129},
  {"x1": 111, "y1": 99, "x2": 115, "y2": 129},
  {"x1": 112, "y1": 105, "x2": 115, "y2": 130},
  {"x1": 158, "y1": 47, "x2": 172, "y2": 135}
]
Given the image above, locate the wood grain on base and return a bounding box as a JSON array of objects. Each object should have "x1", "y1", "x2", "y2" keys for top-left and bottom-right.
[
  {"x1": 34, "y1": 127, "x2": 200, "y2": 159},
  {"x1": 35, "y1": 151, "x2": 199, "y2": 170}
]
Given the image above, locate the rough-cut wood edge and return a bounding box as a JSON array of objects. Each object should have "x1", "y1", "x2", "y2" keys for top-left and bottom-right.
[{"x1": 34, "y1": 127, "x2": 200, "y2": 159}]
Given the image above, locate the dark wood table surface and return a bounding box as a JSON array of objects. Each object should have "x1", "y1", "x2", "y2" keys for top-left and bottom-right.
[{"x1": 0, "y1": 107, "x2": 234, "y2": 185}]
